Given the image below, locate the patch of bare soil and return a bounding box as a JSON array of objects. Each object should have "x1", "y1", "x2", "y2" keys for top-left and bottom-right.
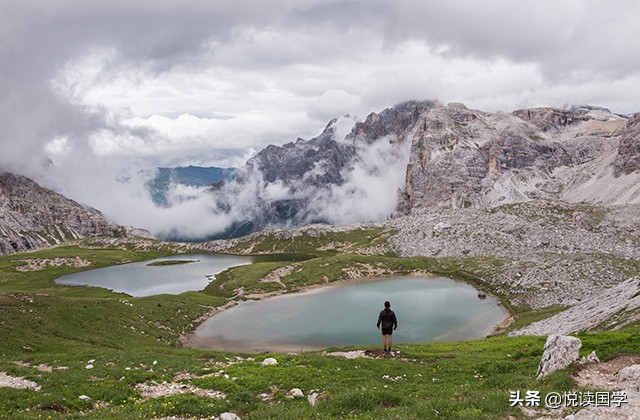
[
  {"x1": 573, "y1": 354, "x2": 640, "y2": 390},
  {"x1": 325, "y1": 349, "x2": 403, "y2": 359},
  {"x1": 14, "y1": 361, "x2": 69, "y2": 372},
  {"x1": 258, "y1": 265, "x2": 295, "y2": 287},
  {"x1": 134, "y1": 381, "x2": 226, "y2": 399},
  {"x1": 16, "y1": 256, "x2": 91, "y2": 272}
]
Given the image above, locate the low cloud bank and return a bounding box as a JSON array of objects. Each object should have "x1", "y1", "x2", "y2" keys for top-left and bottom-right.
[{"x1": 30, "y1": 116, "x2": 411, "y2": 241}]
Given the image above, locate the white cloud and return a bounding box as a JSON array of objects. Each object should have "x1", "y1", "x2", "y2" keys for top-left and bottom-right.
[
  {"x1": 311, "y1": 134, "x2": 413, "y2": 225},
  {"x1": 2, "y1": 0, "x2": 640, "y2": 237}
]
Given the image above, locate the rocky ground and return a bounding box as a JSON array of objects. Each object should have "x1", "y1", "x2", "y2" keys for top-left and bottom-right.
[
  {"x1": 564, "y1": 354, "x2": 640, "y2": 419},
  {"x1": 388, "y1": 199, "x2": 640, "y2": 333},
  {"x1": 191, "y1": 198, "x2": 640, "y2": 336}
]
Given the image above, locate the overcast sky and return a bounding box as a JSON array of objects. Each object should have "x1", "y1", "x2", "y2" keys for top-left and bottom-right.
[{"x1": 1, "y1": 0, "x2": 640, "y2": 230}]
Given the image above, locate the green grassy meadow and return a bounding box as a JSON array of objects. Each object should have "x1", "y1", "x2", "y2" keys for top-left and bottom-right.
[{"x1": 1, "y1": 235, "x2": 639, "y2": 419}]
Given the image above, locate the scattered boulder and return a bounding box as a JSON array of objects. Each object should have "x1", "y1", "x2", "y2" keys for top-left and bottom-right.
[
  {"x1": 85, "y1": 364, "x2": 94, "y2": 370},
  {"x1": 78, "y1": 395, "x2": 91, "y2": 401},
  {"x1": 617, "y1": 365, "x2": 640, "y2": 391},
  {"x1": 218, "y1": 413, "x2": 241, "y2": 420},
  {"x1": 536, "y1": 335, "x2": 582, "y2": 379},
  {"x1": 261, "y1": 357, "x2": 278, "y2": 366},
  {"x1": 135, "y1": 380, "x2": 226, "y2": 399},
  {"x1": 308, "y1": 390, "x2": 322, "y2": 407},
  {"x1": 579, "y1": 351, "x2": 600, "y2": 364},
  {"x1": 433, "y1": 222, "x2": 452, "y2": 233},
  {"x1": 289, "y1": 388, "x2": 304, "y2": 398}
]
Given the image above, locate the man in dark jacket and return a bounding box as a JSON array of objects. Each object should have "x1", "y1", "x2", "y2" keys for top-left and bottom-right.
[{"x1": 376, "y1": 300, "x2": 398, "y2": 354}]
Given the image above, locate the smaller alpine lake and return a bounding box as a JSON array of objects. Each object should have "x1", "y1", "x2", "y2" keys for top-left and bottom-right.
[
  {"x1": 55, "y1": 254, "x2": 253, "y2": 296},
  {"x1": 188, "y1": 276, "x2": 507, "y2": 352}
]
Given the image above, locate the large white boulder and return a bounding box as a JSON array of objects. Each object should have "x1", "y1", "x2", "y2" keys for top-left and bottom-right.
[
  {"x1": 618, "y1": 365, "x2": 640, "y2": 391},
  {"x1": 536, "y1": 335, "x2": 582, "y2": 379}
]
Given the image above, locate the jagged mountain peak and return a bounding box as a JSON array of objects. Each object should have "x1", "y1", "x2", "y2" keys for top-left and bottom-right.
[
  {"x1": 349, "y1": 100, "x2": 437, "y2": 143},
  {"x1": 201, "y1": 100, "x2": 640, "y2": 238}
]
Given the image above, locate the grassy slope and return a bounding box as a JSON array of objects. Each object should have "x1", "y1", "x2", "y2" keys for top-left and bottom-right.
[{"x1": 0, "y1": 233, "x2": 639, "y2": 419}]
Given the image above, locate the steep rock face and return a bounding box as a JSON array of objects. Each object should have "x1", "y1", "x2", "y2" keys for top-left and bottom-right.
[
  {"x1": 511, "y1": 107, "x2": 588, "y2": 131},
  {"x1": 246, "y1": 100, "x2": 436, "y2": 188},
  {"x1": 613, "y1": 113, "x2": 640, "y2": 176},
  {"x1": 397, "y1": 103, "x2": 632, "y2": 213},
  {"x1": 0, "y1": 172, "x2": 124, "y2": 255},
  {"x1": 247, "y1": 121, "x2": 354, "y2": 186},
  {"x1": 349, "y1": 100, "x2": 435, "y2": 143},
  {"x1": 217, "y1": 101, "x2": 435, "y2": 234},
  {"x1": 232, "y1": 119, "x2": 357, "y2": 231}
]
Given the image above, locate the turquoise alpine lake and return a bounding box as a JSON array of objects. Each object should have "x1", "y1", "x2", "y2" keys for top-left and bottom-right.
[
  {"x1": 188, "y1": 276, "x2": 507, "y2": 352},
  {"x1": 55, "y1": 254, "x2": 252, "y2": 296}
]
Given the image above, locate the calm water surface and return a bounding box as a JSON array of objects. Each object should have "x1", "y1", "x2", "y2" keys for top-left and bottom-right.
[
  {"x1": 189, "y1": 276, "x2": 507, "y2": 352},
  {"x1": 55, "y1": 254, "x2": 252, "y2": 296}
]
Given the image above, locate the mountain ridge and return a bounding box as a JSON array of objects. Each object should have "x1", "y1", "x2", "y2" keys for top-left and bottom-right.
[
  {"x1": 206, "y1": 100, "x2": 639, "y2": 238},
  {"x1": 0, "y1": 172, "x2": 146, "y2": 255},
  {"x1": 3, "y1": 100, "x2": 639, "y2": 245}
]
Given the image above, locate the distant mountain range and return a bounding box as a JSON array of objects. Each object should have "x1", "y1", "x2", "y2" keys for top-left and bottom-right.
[
  {"x1": 146, "y1": 166, "x2": 236, "y2": 207},
  {"x1": 2, "y1": 100, "x2": 640, "y2": 248},
  {"x1": 204, "y1": 101, "x2": 640, "y2": 238}
]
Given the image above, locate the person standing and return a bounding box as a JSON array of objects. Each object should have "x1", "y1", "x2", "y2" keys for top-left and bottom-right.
[{"x1": 376, "y1": 300, "x2": 398, "y2": 354}]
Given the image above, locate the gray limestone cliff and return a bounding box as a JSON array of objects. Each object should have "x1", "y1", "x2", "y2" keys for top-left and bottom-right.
[
  {"x1": 612, "y1": 113, "x2": 640, "y2": 177},
  {"x1": 397, "y1": 103, "x2": 637, "y2": 213},
  {"x1": 0, "y1": 172, "x2": 132, "y2": 255}
]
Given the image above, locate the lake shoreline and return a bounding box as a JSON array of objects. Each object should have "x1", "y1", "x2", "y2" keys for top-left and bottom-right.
[
  {"x1": 54, "y1": 253, "x2": 253, "y2": 297},
  {"x1": 180, "y1": 270, "x2": 510, "y2": 353}
]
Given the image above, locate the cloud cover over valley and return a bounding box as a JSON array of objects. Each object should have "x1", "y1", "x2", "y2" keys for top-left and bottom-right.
[{"x1": 1, "y1": 0, "x2": 640, "y2": 238}]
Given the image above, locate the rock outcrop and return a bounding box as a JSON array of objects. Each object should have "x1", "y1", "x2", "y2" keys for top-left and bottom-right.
[
  {"x1": 536, "y1": 335, "x2": 582, "y2": 379},
  {"x1": 397, "y1": 103, "x2": 634, "y2": 213},
  {"x1": 211, "y1": 101, "x2": 434, "y2": 235},
  {"x1": 617, "y1": 365, "x2": 640, "y2": 391},
  {"x1": 389, "y1": 200, "x2": 640, "y2": 309},
  {"x1": 0, "y1": 172, "x2": 132, "y2": 255},
  {"x1": 510, "y1": 277, "x2": 640, "y2": 336},
  {"x1": 612, "y1": 113, "x2": 640, "y2": 177}
]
